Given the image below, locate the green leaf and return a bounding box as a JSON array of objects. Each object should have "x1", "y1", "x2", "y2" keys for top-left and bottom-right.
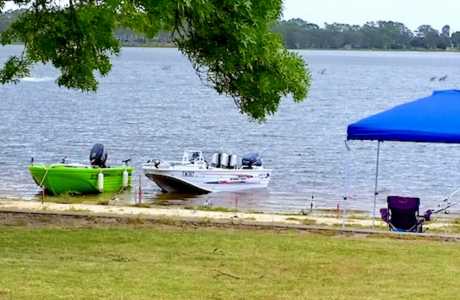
[{"x1": 0, "y1": 55, "x2": 30, "y2": 84}]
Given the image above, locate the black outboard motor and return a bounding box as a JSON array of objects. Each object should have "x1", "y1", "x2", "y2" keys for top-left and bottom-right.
[
  {"x1": 89, "y1": 144, "x2": 108, "y2": 168},
  {"x1": 242, "y1": 153, "x2": 262, "y2": 169}
]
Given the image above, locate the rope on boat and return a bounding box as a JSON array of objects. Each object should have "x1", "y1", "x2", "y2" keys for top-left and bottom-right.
[
  {"x1": 38, "y1": 167, "x2": 49, "y2": 188},
  {"x1": 38, "y1": 166, "x2": 50, "y2": 203}
]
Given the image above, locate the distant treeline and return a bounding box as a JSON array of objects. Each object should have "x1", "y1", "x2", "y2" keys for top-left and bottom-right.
[
  {"x1": 272, "y1": 19, "x2": 460, "y2": 50},
  {"x1": 0, "y1": 9, "x2": 20, "y2": 34},
  {"x1": 0, "y1": 9, "x2": 173, "y2": 47},
  {"x1": 2, "y1": 10, "x2": 460, "y2": 50}
]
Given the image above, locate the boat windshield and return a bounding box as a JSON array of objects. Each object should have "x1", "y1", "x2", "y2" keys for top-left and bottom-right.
[{"x1": 182, "y1": 150, "x2": 204, "y2": 163}]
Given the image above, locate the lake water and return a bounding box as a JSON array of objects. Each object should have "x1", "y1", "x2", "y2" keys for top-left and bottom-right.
[{"x1": 1, "y1": 45, "x2": 460, "y2": 213}]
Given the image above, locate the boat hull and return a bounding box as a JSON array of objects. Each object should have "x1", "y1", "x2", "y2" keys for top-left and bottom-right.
[
  {"x1": 29, "y1": 164, "x2": 134, "y2": 195},
  {"x1": 143, "y1": 168, "x2": 271, "y2": 194}
]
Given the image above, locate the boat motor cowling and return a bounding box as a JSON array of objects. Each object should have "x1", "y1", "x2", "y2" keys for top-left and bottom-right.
[
  {"x1": 90, "y1": 144, "x2": 108, "y2": 168},
  {"x1": 242, "y1": 153, "x2": 262, "y2": 168},
  {"x1": 211, "y1": 153, "x2": 220, "y2": 167},
  {"x1": 229, "y1": 154, "x2": 238, "y2": 168}
]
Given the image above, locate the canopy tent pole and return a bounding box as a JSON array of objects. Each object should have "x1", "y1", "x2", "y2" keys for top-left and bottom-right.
[
  {"x1": 343, "y1": 140, "x2": 352, "y2": 228},
  {"x1": 372, "y1": 141, "x2": 381, "y2": 228}
]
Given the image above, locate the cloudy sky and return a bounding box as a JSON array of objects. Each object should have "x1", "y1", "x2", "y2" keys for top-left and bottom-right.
[{"x1": 283, "y1": 0, "x2": 460, "y2": 32}]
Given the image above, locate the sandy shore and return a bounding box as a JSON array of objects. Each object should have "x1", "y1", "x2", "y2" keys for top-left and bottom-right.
[{"x1": 0, "y1": 199, "x2": 456, "y2": 230}]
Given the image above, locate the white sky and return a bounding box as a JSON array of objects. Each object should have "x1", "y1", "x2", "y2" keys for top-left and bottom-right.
[
  {"x1": 4, "y1": 0, "x2": 460, "y2": 33},
  {"x1": 283, "y1": 0, "x2": 460, "y2": 32}
]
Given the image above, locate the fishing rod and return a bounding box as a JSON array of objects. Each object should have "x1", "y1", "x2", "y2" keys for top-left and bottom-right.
[{"x1": 433, "y1": 187, "x2": 460, "y2": 214}]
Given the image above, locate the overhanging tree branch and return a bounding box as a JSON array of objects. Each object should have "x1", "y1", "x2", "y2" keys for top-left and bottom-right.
[{"x1": 0, "y1": 0, "x2": 310, "y2": 120}]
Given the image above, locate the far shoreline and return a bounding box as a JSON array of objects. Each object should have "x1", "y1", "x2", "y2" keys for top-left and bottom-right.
[
  {"x1": 121, "y1": 45, "x2": 460, "y2": 53},
  {"x1": 1, "y1": 43, "x2": 460, "y2": 54}
]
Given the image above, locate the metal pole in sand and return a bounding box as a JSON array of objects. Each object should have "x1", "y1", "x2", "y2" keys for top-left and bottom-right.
[
  {"x1": 372, "y1": 141, "x2": 381, "y2": 228},
  {"x1": 138, "y1": 174, "x2": 143, "y2": 204},
  {"x1": 343, "y1": 140, "x2": 352, "y2": 229}
]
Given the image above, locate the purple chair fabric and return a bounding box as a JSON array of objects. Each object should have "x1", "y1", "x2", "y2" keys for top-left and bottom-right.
[
  {"x1": 387, "y1": 196, "x2": 420, "y2": 210},
  {"x1": 384, "y1": 196, "x2": 423, "y2": 232},
  {"x1": 380, "y1": 208, "x2": 389, "y2": 223}
]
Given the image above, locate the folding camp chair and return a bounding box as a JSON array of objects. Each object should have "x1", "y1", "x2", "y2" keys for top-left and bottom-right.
[{"x1": 380, "y1": 196, "x2": 432, "y2": 233}]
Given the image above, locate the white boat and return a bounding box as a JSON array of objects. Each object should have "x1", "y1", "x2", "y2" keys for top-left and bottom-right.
[{"x1": 143, "y1": 150, "x2": 271, "y2": 194}]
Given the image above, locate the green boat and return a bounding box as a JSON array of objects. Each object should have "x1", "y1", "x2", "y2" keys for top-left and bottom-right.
[
  {"x1": 29, "y1": 164, "x2": 134, "y2": 195},
  {"x1": 29, "y1": 144, "x2": 134, "y2": 196}
]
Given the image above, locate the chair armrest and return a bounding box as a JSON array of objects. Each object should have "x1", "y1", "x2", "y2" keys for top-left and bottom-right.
[
  {"x1": 380, "y1": 208, "x2": 389, "y2": 223},
  {"x1": 423, "y1": 210, "x2": 433, "y2": 221}
]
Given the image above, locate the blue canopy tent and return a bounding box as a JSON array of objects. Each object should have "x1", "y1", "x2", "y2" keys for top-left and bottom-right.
[{"x1": 347, "y1": 90, "x2": 460, "y2": 225}]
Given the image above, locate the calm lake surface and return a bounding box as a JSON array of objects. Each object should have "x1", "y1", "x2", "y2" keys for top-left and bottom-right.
[{"x1": 1, "y1": 45, "x2": 460, "y2": 213}]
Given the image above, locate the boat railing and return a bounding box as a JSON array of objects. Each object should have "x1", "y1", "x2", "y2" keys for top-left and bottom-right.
[
  {"x1": 172, "y1": 160, "x2": 207, "y2": 169},
  {"x1": 169, "y1": 160, "x2": 188, "y2": 166}
]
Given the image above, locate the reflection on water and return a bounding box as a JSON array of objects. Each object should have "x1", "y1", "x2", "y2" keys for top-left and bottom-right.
[
  {"x1": 146, "y1": 189, "x2": 274, "y2": 211},
  {"x1": 33, "y1": 187, "x2": 286, "y2": 214},
  {"x1": 1, "y1": 46, "x2": 460, "y2": 213}
]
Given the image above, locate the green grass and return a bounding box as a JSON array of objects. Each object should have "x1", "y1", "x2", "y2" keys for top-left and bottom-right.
[
  {"x1": 41, "y1": 193, "x2": 114, "y2": 205},
  {"x1": 132, "y1": 203, "x2": 152, "y2": 208},
  {"x1": 183, "y1": 205, "x2": 238, "y2": 213},
  {"x1": 432, "y1": 218, "x2": 460, "y2": 234},
  {"x1": 0, "y1": 226, "x2": 459, "y2": 299}
]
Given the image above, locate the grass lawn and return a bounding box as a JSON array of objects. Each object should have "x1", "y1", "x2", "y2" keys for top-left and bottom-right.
[{"x1": 0, "y1": 226, "x2": 459, "y2": 300}]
